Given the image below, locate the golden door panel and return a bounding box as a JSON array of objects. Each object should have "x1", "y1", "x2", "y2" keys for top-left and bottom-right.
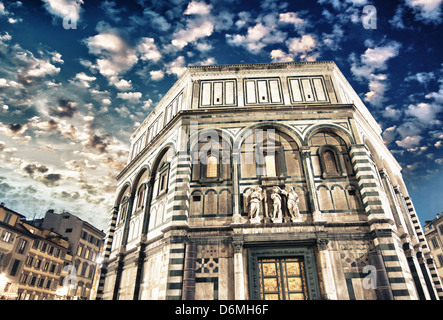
[{"x1": 258, "y1": 257, "x2": 308, "y2": 300}]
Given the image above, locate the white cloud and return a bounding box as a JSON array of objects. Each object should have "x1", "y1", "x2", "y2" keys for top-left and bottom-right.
[
  {"x1": 270, "y1": 49, "x2": 294, "y2": 62},
  {"x1": 172, "y1": 20, "x2": 214, "y2": 49},
  {"x1": 271, "y1": 34, "x2": 318, "y2": 62},
  {"x1": 184, "y1": 1, "x2": 212, "y2": 15},
  {"x1": 364, "y1": 74, "x2": 388, "y2": 106},
  {"x1": 1, "y1": 42, "x2": 62, "y2": 86},
  {"x1": 102, "y1": 98, "x2": 111, "y2": 106},
  {"x1": 100, "y1": 0, "x2": 124, "y2": 22},
  {"x1": 85, "y1": 31, "x2": 138, "y2": 89},
  {"x1": 25, "y1": 60, "x2": 60, "y2": 79},
  {"x1": 117, "y1": 92, "x2": 142, "y2": 101},
  {"x1": 166, "y1": 56, "x2": 187, "y2": 77},
  {"x1": 150, "y1": 70, "x2": 165, "y2": 81},
  {"x1": 0, "y1": 78, "x2": 10, "y2": 88},
  {"x1": 86, "y1": 32, "x2": 126, "y2": 54},
  {"x1": 382, "y1": 105, "x2": 402, "y2": 120},
  {"x1": 396, "y1": 135, "x2": 423, "y2": 148},
  {"x1": 382, "y1": 125, "x2": 398, "y2": 144},
  {"x1": 235, "y1": 11, "x2": 252, "y2": 29},
  {"x1": 321, "y1": 24, "x2": 345, "y2": 51},
  {"x1": 112, "y1": 78, "x2": 133, "y2": 91},
  {"x1": 51, "y1": 52, "x2": 64, "y2": 64},
  {"x1": 287, "y1": 34, "x2": 316, "y2": 55},
  {"x1": 195, "y1": 42, "x2": 213, "y2": 52},
  {"x1": 0, "y1": 1, "x2": 22, "y2": 24},
  {"x1": 42, "y1": 0, "x2": 83, "y2": 22},
  {"x1": 406, "y1": 0, "x2": 443, "y2": 24},
  {"x1": 0, "y1": 2, "x2": 6, "y2": 15},
  {"x1": 397, "y1": 121, "x2": 422, "y2": 138},
  {"x1": 142, "y1": 10, "x2": 171, "y2": 32},
  {"x1": 405, "y1": 71, "x2": 435, "y2": 85},
  {"x1": 0, "y1": 31, "x2": 11, "y2": 42},
  {"x1": 279, "y1": 12, "x2": 306, "y2": 29},
  {"x1": 350, "y1": 41, "x2": 401, "y2": 107},
  {"x1": 360, "y1": 42, "x2": 401, "y2": 71},
  {"x1": 137, "y1": 37, "x2": 162, "y2": 62},
  {"x1": 406, "y1": 102, "x2": 442, "y2": 124},
  {"x1": 390, "y1": 5, "x2": 408, "y2": 29},
  {"x1": 73, "y1": 72, "x2": 96, "y2": 87},
  {"x1": 142, "y1": 99, "x2": 153, "y2": 111},
  {"x1": 226, "y1": 22, "x2": 286, "y2": 54},
  {"x1": 194, "y1": 57, "x2": 216, "y2": 66}
]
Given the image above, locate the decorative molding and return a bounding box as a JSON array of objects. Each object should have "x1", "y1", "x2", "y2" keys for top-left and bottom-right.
[
  {"x1": 232, "y1": 241, "x2": 244, "y2": 253},
  {"x1": 317, "y1": 238, "x2": 329, "y2": 251}
]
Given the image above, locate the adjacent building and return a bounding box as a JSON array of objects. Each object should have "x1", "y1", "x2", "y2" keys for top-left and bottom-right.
[
  {"x1": 40, "y1": 210, "x2": 105, "y2": 300},
  {"x1": 97, "y1": 61, "x2": 443, "y2": 300},
  {"x1": 0, "y1": 203, "x2": 71, "y2": 300},
  {"x1": 0, "y1": 204, "x2": 105, "y2": 300},
  {"x1": 424, "y1": 213, "x2": 443, "y2": 282}
]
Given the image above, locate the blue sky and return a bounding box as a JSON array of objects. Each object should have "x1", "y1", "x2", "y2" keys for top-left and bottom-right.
[{"x1": 0, "y1": 0, "x2": 442, "y2": 230}]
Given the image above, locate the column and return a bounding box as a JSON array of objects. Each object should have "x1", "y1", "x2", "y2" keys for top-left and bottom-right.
[
  {"x1": 417, "y1": 251, "x2": 438, "y2": 300},
  {"x1": 300, "y1": 147, "x2": 323, "y2": 222},
  {"x1": 112, "y1": 254, "x2": 124, "y2": 300},
  {"x1": 232, "y1": 153, "x2": 243, "y2": 224},
  {"x1": 182, "y1": 241, "x2": 197, "y2": 300},
  {"x1": 316, "y1": 239, "x2": 337, "y2": 300},
  {"x1": 141, "y1": 179, "x2": 154, "y2": 235},
  {"x1": 121, "y1": 195, "x2": 135, "y2": 247},
  {"x1": 393, "y1": 186, "x2": 418, "y2": 243},
  {"x1": 379, "y1": 170, "x2": 407, "y2": 233},
  {"x1": 367, "y1": 249, "x2": 394, "y2": 300},
  {"x1": 233, "y1": 241, "x2": 246, "y2": 300},
  {"x1": 404, "y1": 243, "x2": 428, "y2": 299},
  {"x1": 132, "y1": 242, "x2": 146, "y2": 300}
]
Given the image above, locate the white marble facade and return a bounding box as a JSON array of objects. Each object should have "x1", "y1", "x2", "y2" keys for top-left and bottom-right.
[{"x1": 97, "y1": 61, "x2": 442, "y2": 300}]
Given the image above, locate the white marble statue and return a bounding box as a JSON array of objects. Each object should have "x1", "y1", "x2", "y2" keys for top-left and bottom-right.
[{"x1": 245, "y1": 186, "x2": 264, "y2": 223}]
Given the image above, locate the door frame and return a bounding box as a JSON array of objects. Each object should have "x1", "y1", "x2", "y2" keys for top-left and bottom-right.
[{"x1": 247, "y1": 244, "x2": 321, "y2": 300}]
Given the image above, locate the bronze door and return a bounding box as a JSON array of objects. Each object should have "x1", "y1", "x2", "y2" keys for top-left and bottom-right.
[{"x1": 258, "y1": 257, "x2": 308, "y2": 300}]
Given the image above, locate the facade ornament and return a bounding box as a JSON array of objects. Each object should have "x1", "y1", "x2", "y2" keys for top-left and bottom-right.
[
  {"x1": 270, "y1": 186, "x2": 283, "y2": 223},
  {"x1": 282, "y1": 186, "x2": 301, "y2": 222},
  {"x1": 317, "y1": 239, "x2": 329, "y2": 251},
  {"x1": 245, "y1": 186, "x2": 264, "y2": 224},
  {"x1": 232, "y1": 241, "x2": 243, "y2": 254}
]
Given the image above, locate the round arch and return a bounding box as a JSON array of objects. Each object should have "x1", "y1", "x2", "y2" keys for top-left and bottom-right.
[
  {"x1": 149, "y1": 143, "x2": 175, "y2": 179},
  {"x1": 303, "y1": 124, "x2": 355, "y2": 147},
  {"x1": 188, "y1": 128, "x2": 234, "y2": 153},
  {"x1": 363, "y1": 137, "x2": 383, "y2": 169},
  {"x1": 113, "y1": 182, "x2": 131, "y2": 207},
  {"x1": 131, "y1": 165, "x2": 151, "y2": 197},
  {"x1": 233, "y1": 122, "x2": 303, "y2": 151}
]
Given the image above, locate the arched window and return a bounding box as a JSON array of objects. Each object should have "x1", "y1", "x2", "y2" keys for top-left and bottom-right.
[
  {"x1": 318, "y1": 146, "x2": 345, "y2": 178},
  {"x1": 136, "y1": 184, "x2": 146, "y2": 209},
  {"x1": 191, "y1": 132, "x2": 231, "y2": 182},
  {"x1": 118, "y1": 197, "x2": 129, "y2": 224},
  {"x1": 256, "y1": 134, "x2": 284, "y2": 178},
  {"x1": 206, "y1": 155, "x2": 218, "y2": 178},
  {"x1": 323, "y1": 150, "x2": 339, "y2": 174},
  {"x1": 157, "y1": 161, "x2": 170, "y2": 196}
]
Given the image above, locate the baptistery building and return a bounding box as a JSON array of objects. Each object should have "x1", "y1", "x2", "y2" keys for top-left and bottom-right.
[{"x1": 96, "y1": 61, "x2": 442, "y2": 300}]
